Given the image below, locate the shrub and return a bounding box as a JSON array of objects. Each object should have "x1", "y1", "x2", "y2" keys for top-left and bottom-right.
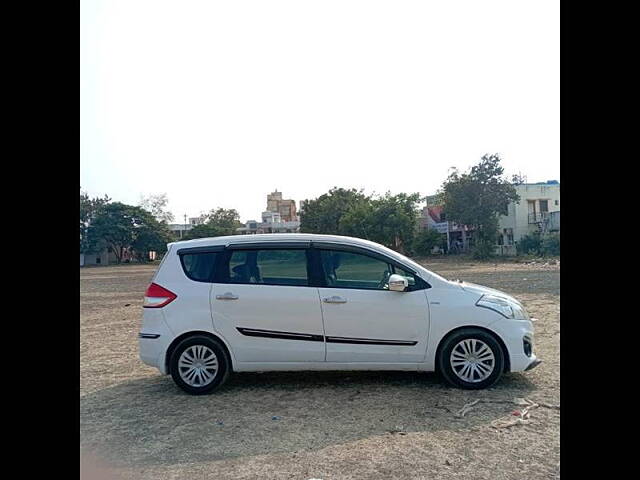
[
  {"x1": 541, "y1": 233, "x2": 560, "y2": 256},
  {"x1": 412, "y1": 229, "x2": 443, "y2": 256},
  {"x1": 471, "y1": 238, "x2": 495, "y2": 259},
  {"x1": 517, "y1": 233, "x2": 542, "y2": 255}
]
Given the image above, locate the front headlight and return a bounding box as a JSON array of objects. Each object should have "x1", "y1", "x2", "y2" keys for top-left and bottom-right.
[{"x1": 476, "y1": 294, "x2": 528, "y2": 320}]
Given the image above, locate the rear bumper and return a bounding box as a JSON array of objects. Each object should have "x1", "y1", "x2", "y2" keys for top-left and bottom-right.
[
  {"x1": 138, "y1": 308, "x2": 173, "y2": 374},
  {"x1": 139, "y1": 335, "x2": 169, "y2": 373}
]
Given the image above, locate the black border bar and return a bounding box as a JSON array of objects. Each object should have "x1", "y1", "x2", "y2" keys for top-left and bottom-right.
[{"x1": 236, "y1": 327, "x2": 417, "y2": 345}]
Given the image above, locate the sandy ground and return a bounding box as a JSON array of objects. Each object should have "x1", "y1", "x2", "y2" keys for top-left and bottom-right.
[{"x1": 80, "y1": 257, "x2": 559, "y2": 480}]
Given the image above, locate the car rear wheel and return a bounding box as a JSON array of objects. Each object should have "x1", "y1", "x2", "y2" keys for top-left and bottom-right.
[
  {"x1": 169, "y1": 335, "x2": 230, "y2": 395},
  {"x1": 437, "y1": 328, "x2": 505, "y2": 389}
]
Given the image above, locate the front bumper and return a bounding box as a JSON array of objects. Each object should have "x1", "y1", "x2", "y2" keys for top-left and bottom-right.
[
  {"x1": 488, "y1": 318, "x2": 538, "y2": 372},
  {"x1": 525, "y1": 357, "x2": 542, "y2": 371}
]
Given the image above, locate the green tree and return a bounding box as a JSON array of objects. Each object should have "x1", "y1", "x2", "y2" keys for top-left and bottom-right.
[
  {"x1": 80, "y1": 188, "x2": 111, "y2": 253},
  {"x1": 300, "y1": 188, "x2": 370, "y2": 235},
  {"x1": 441, "y1": 154, "x2": 520, "y2": 258},
  {"x1": 87, "y1": 202, "x2": 171, "y2": 262},
  {"x1": 340, "y1": 192, "x2": 422, "y2": 254},
  {"x1": 183, "y1": 208, "x2": 242, "y2": 240},
  {"x1": 412, "y1": 228, "x2": 443, "y2": 256}
]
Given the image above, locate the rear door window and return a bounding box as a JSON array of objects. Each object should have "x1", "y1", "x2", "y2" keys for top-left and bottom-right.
[
  {"x1": 225, "y1": 249, "x2": 310, "y2": 286},
  {"x1": 180, "y1": 252, "x2": 217, "y2": 282}
]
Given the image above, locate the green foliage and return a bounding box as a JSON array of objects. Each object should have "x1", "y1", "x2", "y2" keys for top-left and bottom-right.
[
  {"x1": 517, "y1": 233, "x2": 542, "y2": 255},
  {"x1": 87, "y1": 202, "x2": 171, "y2": 262},
  {"x1": 471, "y1": 238, "x2": 496, "y2": 259},
  {"x1": 541, "y1": 233, "x2": 560, "y2": 256},
  {"x1": 301, "y1": 188, "x2": 422, "y2": 254},
  {"x1": 80, "y1": 188, "x2": 111, "y2": 253},
  {"x1": 412, "y1": 229, "x2": 443, "y2": 256},
  {"x1": 300, "y1": 188, "x2": 370, "y2": 235},
  {"x1": 441, "y1": 154, "x2": 519, "y2": 243},
  {"x1": 183, "y1": 208, "x2": 242, "y2": 240}
]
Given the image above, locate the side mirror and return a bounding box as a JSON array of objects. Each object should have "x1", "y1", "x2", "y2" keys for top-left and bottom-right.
[{"x1": 388, "y1": 274, "x2": 408, "y2": 292}]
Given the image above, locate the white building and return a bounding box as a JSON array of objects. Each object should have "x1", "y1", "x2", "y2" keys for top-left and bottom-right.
[
  {"x1": 497, "y1": 182, "x2": 560, "y2": 254},
  {"x1": 422, "y1": 181, "x2": 560, "y2": 255},
  {"x1": 236, "y1": 211, "x2": 300, "y2": 235}
]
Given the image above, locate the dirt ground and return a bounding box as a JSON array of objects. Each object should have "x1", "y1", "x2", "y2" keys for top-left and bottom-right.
[{"x1": 80, "y1": 257, "x2": 559, "y2": 480}]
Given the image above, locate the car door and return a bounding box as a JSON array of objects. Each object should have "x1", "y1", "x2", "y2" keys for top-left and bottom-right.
[
  {"x1": 211, "y1": 244, "x2": 326, "y2": 363},
  {"x1": 317, "y1": 248, "x2": 430, "y2": 363}
]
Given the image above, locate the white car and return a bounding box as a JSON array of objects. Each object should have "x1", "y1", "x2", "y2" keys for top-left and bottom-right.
[{"x1": 139, "y1": 234, "x2": 540, "y2": 394}]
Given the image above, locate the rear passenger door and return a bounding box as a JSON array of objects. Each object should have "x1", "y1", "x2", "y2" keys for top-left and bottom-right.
[{"x1": 211, "y1": 245, "x2": 326, "y2": 364}]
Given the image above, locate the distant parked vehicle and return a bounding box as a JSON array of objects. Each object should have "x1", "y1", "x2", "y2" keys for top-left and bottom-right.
[{"x1": 139, "y1": 234, "x2": 540, "y2": 394}]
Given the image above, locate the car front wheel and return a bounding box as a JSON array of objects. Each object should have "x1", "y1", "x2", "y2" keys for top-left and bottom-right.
[{"x1": 437, "y1": 328, "x2": 505, "y2": 389}]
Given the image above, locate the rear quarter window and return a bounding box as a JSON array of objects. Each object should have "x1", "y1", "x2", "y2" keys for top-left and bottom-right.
[{"x1": 180, "y1": 252, "x2": 217, "y2": 282}]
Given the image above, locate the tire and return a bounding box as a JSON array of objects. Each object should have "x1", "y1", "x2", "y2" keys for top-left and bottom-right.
[
  {"x1": 169, "y1": 335, "x2": 231, "y2": 395},
  {"x1": 437, "y1": 328, "x2": 505, "y2": 390}
]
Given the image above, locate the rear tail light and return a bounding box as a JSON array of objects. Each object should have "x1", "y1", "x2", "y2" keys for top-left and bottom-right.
[{"x1": 144, "y1": 283, "x2": 177, "y2": 308}]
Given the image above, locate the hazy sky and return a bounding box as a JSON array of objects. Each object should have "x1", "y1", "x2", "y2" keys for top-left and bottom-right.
[{"x1": 80, "y1": 0, "x2": 559, "y2": 223}]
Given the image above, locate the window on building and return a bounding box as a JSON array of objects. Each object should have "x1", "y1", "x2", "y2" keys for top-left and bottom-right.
[
  {"x1": 555, "y1": 200, "x2": 559, "y2": 206},
  {"x1": 504, "y1": 228, "x2": 514, "y2": 245},
  {"x1": 539, "y1": 200, "x2": 549, "y2": 212}
]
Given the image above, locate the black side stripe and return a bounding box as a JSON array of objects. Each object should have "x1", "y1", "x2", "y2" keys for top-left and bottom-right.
[
  {"x1": 237, "y1": 327, "x2": 324, "y2": 342},
  {"x1": 325, "y1": 336, "x2": 418, "y2": 346},
  {"x1": 236, "y1": 327, "x2": 416, "y2": 346}
]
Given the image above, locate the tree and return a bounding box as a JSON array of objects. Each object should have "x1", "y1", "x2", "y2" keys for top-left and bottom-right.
[
  {"x1": 300, "y1": 188, "x2": 370, "y2": 234},
  {"x1": 139, "y1": 193, "x2": 174, "y2": 223},
  {"x1": 441, "y1": 154, "x2": 520, "y2": 258},
  {"x1": 80, "y1": 188, "x2": 111, "y2": 253},
  {"x1": 183, "y1": 208, "x2": 242, "y2": 240},
  {"x1": 87, "y1": 202, "x2": 171, "y2": 262},
  {"x1": 340, "y1": 192, "x2": 422, "y2": 254},
  {"x1": 412, "y1": 228, "x2": 443, "y2": 256}
]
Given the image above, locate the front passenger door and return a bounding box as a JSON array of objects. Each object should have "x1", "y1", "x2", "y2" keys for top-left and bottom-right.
[{"x1": 317, "y1": 249, "x2": 430, "y2": 364}]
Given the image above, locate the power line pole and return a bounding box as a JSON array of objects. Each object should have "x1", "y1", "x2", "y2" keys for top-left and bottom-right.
[{"x1": 182, "y1": 213, "x2": 187, "y2": 239}]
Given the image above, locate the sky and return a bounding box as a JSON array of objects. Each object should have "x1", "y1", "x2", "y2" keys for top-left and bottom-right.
[{"x1": 80, "y1": 0, "x2": 559, "y2": 224}]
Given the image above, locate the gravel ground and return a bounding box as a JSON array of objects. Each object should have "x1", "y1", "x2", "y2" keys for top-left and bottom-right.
[{"x1": 80, "y1": 257, "x2": 559, "y2": 480}]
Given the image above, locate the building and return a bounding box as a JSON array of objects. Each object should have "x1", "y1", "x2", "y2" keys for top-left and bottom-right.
[
  {"x1": 421, "y1": 195, "x2": 476, "y2": 253},
  {"x1": 236, "y1": 211, "x2": 300, "y2": 234},
  {"x1": 168, "y1": 223, "x2": 193, "y2": 238},
  {"x1": 237, "y1": 191, "x2": 301, "y2": 234},
  {"x1": 167, "y1": 215, "x2": 206, "y2": 239},
  {"x1": 497, "y1": 182, "x2": 560, "y2": 254},
  {"x1": 266, "y1": 190, "x2": 298, "y2": 222},
  {"x1": 80, "y1": 248, "x2": 135, "y2": 266},
  {"x1": 422, "y1": 181, "x2": 560, "y2": 255}
]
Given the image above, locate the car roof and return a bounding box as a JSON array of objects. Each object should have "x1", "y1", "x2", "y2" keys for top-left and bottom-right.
[{"x1": 169, "y1": 233, "x2": 385, "y2": 251}]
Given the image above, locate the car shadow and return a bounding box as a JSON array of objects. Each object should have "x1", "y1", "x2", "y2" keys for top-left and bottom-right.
[{"x1": 80, "y1": 370, "x2": 538, "y2": 468}]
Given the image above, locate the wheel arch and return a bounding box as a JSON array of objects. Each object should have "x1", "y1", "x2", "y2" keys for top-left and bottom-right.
[
  {"x1": 165, "y1": 330, "x2": 235, "y2": 374},
  {"x1": 434, "y1": 325, "x2": 511, "y2": 373}
]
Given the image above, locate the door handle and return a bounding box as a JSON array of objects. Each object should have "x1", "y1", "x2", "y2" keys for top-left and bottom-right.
[
  {"x1": 216, "y1": 292, "x2": 239, "y2": 300},
  {"x1": 323, "y1": 295, "x2": 347, "y2": 304}
]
